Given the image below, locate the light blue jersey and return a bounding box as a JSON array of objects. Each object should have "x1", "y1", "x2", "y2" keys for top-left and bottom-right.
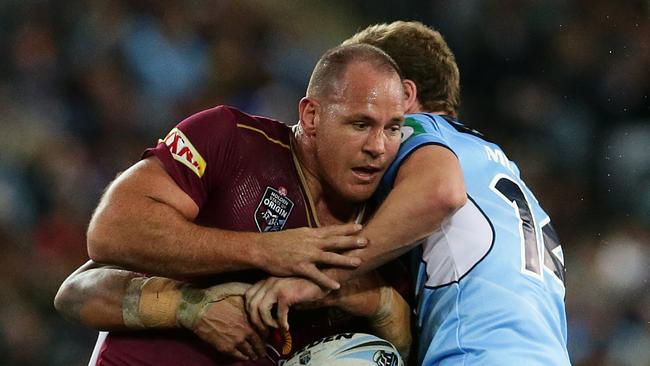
[{"x1": 380, "y1": 114, "x2": 570, "y2": 366}]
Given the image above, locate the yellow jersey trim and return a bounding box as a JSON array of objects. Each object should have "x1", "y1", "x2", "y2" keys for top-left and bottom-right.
[{"x1": 236, "y1": 123, "x2": 290, "y2": 150}]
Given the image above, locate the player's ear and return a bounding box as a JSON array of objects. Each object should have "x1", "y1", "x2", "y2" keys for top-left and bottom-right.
[
  {"x1": 298, "y1": 97, "x2": 318, "y2": 135},
  {"x1": 403, "y1": 79, "x2": 419, "y2": 113}
]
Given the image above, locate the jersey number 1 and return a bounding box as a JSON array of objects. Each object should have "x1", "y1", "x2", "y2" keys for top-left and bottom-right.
[{"x1": 493, "y1": 176, "x2": 565, "y2": 285}]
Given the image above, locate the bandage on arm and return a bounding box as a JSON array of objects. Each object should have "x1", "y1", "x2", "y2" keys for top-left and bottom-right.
[
  {"x1": 122, "y1": 276, "x2": 249, "y2": 329},
  {"x1": 369, "y1": 285, "x2": 412, "y2": 361}
]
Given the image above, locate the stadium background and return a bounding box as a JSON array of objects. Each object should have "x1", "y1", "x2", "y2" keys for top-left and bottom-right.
[{"x1": 0, "y1": 0, "x2": 648, "y2": 364}]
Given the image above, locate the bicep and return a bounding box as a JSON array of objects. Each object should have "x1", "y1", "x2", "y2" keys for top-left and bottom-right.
[
  {"x1": 102, "y1": 156, "x2": 199, "y2": 221},
  {"x1": 393, "y1": 144, "x2": 466, "y2": 209},
  {"x1": 394, "y1": 145, "x2": 465, "y2": 193}
]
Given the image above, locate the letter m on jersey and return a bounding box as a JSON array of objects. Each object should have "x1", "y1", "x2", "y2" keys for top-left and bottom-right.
[
  {"x1": 161, "y1": 128, "x2": 207, "y2": 177},
  {"x1": 484, "y1": 145, "x2": 515, "y2": 174}
]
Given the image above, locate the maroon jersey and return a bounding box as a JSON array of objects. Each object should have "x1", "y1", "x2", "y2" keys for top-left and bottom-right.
[{"x1": 93, "y1": 106, "x2": 381, "y2": 366}]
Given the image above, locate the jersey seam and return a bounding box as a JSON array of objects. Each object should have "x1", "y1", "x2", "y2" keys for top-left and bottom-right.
[
  {"x1": 421, "y1": 195, "x2": 496, "y2": 290},
  {"x1": 236, "y1": 123, "x2": 290, "y2": 149},
  {"x1": 445, "y1": 224, "x2": 468, "y2": 358}
]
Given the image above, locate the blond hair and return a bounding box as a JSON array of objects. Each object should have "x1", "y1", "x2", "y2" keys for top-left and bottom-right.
[{"x1": 343, "y1": 21, "x2": 460, "y2": 116}]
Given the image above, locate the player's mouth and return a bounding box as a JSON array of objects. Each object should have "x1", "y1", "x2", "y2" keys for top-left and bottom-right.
[{"x1": 351, "y1": 165, "x2": 383, "y2": 183}]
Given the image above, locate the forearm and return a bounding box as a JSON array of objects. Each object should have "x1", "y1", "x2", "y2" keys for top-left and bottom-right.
[
  {"x1": 326, "y1": 145, "x2": 466, "y2": 283},
  {"x1": 324, "y1": 186, "x2": 445, "y2": 282},
  {"x1": 368, "y1": 286, "x2": 412, "y2": 360},
  {"x1": 54, "y1": 261, "x2": 141, "y2": 330},
  {"x1": 320, "y1": 273, "x2": 411, "y2": 359},
  {"x1": 88, "y1": 198, "x2": 259, "y2": 277}
]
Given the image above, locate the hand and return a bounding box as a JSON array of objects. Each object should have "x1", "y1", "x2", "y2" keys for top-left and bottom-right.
[
  {"x1": 245, "y1": 277, "x2": 328, "y2": 332},
  {"x1": 191, "y1": 295, "x2": 268, "y2": 361},
  {"x1": 254, "y1": 223, "x2": 367, "y2": 290},
  {"x1": 178, "y1": 283, "x2": 267, "y2": 361}
]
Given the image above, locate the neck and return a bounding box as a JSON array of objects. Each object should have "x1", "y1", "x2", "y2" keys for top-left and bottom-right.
[
  {"x1": 407, "y1": 100, "x2": 448, "y2": 116},
  {"x1": 291, "y1": 131, "x2": 360, "y2": 226}
]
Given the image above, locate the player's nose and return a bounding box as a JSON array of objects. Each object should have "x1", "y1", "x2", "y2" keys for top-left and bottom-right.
[{"x1": 362, "y1": 129, "x2": 386, "y2": 158}]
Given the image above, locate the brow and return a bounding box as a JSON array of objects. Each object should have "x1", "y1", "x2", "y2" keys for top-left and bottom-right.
[
  {"x1": 346, "y1": 114, "x2": 404, "y2": 129},
  {"x1": 347, "y1": 113, "x2": 377, "y2": 122},
  {"x1": 392, "y1": 116, "x2": 405, "y2": 125}
]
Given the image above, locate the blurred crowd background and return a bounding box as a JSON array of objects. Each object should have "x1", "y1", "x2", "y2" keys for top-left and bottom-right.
[{"x1": 0, "y1": 0, "x2": 648, "y2": 365}]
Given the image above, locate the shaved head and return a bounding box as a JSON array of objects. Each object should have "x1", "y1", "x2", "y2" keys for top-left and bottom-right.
[{"x1": 306, "y1": 43, "x2": 403, "y2": 102}]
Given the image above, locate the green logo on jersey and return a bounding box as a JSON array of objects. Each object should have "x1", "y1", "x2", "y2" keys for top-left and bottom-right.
[{"x1": 401, "y1": 117, "x2": 427, "y2": 143}]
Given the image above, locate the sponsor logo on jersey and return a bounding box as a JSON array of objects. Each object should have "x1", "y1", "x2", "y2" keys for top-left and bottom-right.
[
  {"x1": 255, "y1": 186, "x2": 294, "y2": 232},
  {"x1": 160, "y1": 128, "x2": 206, "y2": 177}
]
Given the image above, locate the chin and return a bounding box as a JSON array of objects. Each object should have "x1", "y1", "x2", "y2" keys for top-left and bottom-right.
[{"x1": 342, "y1": 186, "x2": 377, "y2": 203}]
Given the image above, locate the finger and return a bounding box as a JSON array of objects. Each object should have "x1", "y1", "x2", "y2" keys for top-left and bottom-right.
[
  {"x1": 236, "y1": 341, "x2": 257, "y2": 361},
  {"x1": 247, "y1": 291, "x2": 267, "y2": 333},
  {"x1": 248, "y1": 280, "x2": 279, "y2": 333},
  {"x1": 299, "y1": 264, "x2": 340, "y2": 290},
  {"x1": 247, "y1": 330, "x2": 268, "y2": 359},
  {"x1": 259, "y1": 295, "x2": 280, "y2": 329},
  {"x1": 245, "y1": 281, "x2": 265, "y2": 315},
  {"x1": 319, "y1": 235, "x2": 368, "y2": 251},
  {"x1": 317, "y1": 223, "x2": 363, "y2": 238},
  {"x1": 228, "y1": 348, "x2": 249, "y2": 361},
  {"x1": 317, "y1": 251, "x2": 362, "y2": 268},
  {"x1": 277, "y1": 298, "x2": 290, "y2": 331}
]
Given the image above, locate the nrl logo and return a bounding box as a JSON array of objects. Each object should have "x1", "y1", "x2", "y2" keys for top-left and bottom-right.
[
  {"x1": 373, "y1": 350, "x2": 399, "y2": 366},
  {"x1": 255, "y1": 186, "x2": 294, "y2": 232},
  {"x1": 298, "y1": 351, "x2": 311, "y2": 365}
]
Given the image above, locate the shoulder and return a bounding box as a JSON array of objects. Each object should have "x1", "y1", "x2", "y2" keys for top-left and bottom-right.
[
  {"x1": 226, "y1": 107, "x2": 292, "y2": 149},
  {"x1": 399, "y1": 113, "x2": 449, "y2": 147},
  {"x1": 178, "y1": 105, "x2": 289, "y2": 136},
  {"x1": 176, "y1": 105, "x2": 241, "y2": 131},
  {"x1": 404, "y1": 113, "x2": 436, "y2": 129}
]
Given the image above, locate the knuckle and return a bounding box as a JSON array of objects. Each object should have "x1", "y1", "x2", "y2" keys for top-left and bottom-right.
[
  {"x1": 222, "y1": 344, "x2": 235, "y2": 353},
  {"x1": 234, "y1": 334, "x2": 246, "y2": 344},
  {"x1": 278, "y1": 291, "x2": 289, "y2": 303},
  {"x1": 297, "y1": 262, "x2": 310, "y2": 273}
]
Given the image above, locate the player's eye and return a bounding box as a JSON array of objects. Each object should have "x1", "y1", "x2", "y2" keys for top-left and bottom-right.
[
  {"x1": 386, "y1": 125, "x2": 402, "y2": 136},
  {"x1": 352, "y1": 122, "x2": 368, "y2": 131}
]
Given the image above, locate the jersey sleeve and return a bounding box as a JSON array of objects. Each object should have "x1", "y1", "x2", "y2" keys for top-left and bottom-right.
[
  {"x1": 378, "y1": 114, "x2": 453, "y2": 196},
  {"x1": 142, "y1": 106, "x2": 239, "y2": 209}
]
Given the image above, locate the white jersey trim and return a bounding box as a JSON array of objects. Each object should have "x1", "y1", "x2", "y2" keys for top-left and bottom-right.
[
  {"x1": 88, "y1": 331, "x2": 108, "y2": 366},
  {"x1": 422, "y1": 196, "x2": 494, "y2": 288}
]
